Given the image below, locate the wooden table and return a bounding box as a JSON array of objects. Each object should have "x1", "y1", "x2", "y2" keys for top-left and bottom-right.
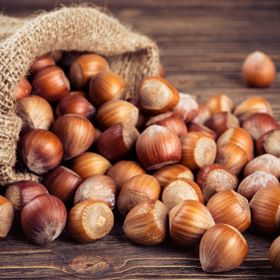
[{"x1": 1, "y1": 0, "x2": 280, "y2": 279}]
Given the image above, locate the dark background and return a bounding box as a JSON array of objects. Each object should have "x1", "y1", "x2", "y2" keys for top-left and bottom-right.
[{"x1": 0, "y1": 0, "x2": 280, "y2": 279}]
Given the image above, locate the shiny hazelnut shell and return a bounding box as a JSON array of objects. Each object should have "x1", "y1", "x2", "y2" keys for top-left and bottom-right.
[
  {"x1": 207, "y1": 190, "x2": 251, "y2": 232},
  {"x1": 21, "y1": 194, "x2": 67, "y2": 245},
  {"x1": 69, "y1": 54, "x2": 109, "y2": 88},
  {"x1": 74, "y1": 175, "x2": 116, "y2": 209},
  {"x1": 242, "y1": 51, "x2": 276, "y2": 88},
  {"x1": 243, "y1": 154, "x2": 280, "y2": 178},
  {"x1": 197, "y1": 164, "x2": 238, "y2": 201},
  {"x1": 199, "y1": 224, "x2": 248, "y2": 272},
  {"x1": 250, "y1": 186, "x2": 280, "y2": 234},
  {"x1": 56, "y1": 94, "x2": 96, "y2": 119},
  {"x1": 42, "y1": 166, "x2": 82, "y2": 204},
  {"x1": 181, "y1": 132, "x2": 217, "y2": 171},
  {"x1": 169, "y1": 200, "x2": 215, "y2": 247},
  {"x1": 215, "y1": 143, "x2": 248, "y2": 175},
  {"x1": 67, "y1": 200, "x2": 114, "y2": 243},
  {"x1": 13, "y1": 78, "x2": 32, "y2": 100},
  {"x1": 17, "y1": 95, "x2": 54, "y2": 132},
  {"x1": 136, "y1": 125, "x2": 182, "y2": 171},
  {"x1": 72, "y1": 152, "x2": 111, "y2": 180},
  {"x1": 152, "y1": 164, "x2": 194, "y2": 188},
  {"x1": 5, "y1": 181, "x2": 49, "y2": 211},
  {"x1": 123, "y1": 200, "x2": 168, "y2": 246},
  {"x1": 238, "y1": 171, "x2": 279, "y2": 200},
  {"x1": 19, "y1": 129, "x2": 63, "y2": 175},
  {"x1": 52, "y1": 114, "x2": 95, "y2": 160},
  {"x1": 32, "y1": 65, "x2": 70, "y2": 102},
  {"x1": 106, "y1": 161, "x2": 145, "y2": 192},
  {"x1": 234, "y1": 96, "x2": 273, "y2": 121},
  {"x1": 146, "y1": 112, "x2": 188, "y2": 137},
  {"x1": 96, "y1": 100, "x2": 139, "y2": 130},
  {"x1": 89, "y1": 71, "x2": 126, "y2": 107},
  {"x1": 139, "y1": 77, "x2": 179, "y2": 114},
  {"x1": 117, "y1": 174, "x2": 161, "y2": 216}
]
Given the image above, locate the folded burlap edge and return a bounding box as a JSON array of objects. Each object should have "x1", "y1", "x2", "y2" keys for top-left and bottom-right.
[{"x1": 0, "y1": 6, "x2": 160, "y2": 185}]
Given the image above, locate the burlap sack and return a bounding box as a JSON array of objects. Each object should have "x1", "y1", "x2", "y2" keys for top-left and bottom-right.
[{"x1": 0, "y1": 6, "x2": 160, "y2": 185}]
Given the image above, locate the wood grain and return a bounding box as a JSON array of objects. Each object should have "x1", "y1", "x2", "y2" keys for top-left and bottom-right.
[{"x1": 1, "y1": 0, "x2": 280, "y2": 279}]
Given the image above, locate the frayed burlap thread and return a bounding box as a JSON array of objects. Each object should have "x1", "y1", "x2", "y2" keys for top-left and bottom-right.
[{"x1": 0, "y1": 7, "x2": 160, "y2": 185}]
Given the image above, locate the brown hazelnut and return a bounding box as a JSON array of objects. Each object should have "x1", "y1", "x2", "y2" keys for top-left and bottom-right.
[
  {"x1": 74, "y1": 175, "x2": 116, "y2": 209},
  {"x1": 117, "y1": 174, "x2": 161, "y2": 216},
  {"x1": 19, "y1": 129, "x2": 63, "y2": 175},
  {"x1": 123, "y1": 200, "x2": 168, "y2": 246},
  {"x1": 52, "y1": 114, "x2": 95, "y2": 160},
  {"x1": 181, "y1": 132, "x2": 217, "y2": 171},
  {"x1": 136, "y1": 125, "x2": 182, "y2": 170},
  {"x1": 139, "y1": 77, "x2": 179, "y2": 114}
]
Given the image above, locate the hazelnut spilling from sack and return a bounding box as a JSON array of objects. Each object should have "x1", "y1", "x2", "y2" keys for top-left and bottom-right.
[
  {"x1": 1, "y1": 5, "x2": 280, "y2": 275},
  {"x1": 0, "y1": 6, "x2": 160, "y2": 184}
]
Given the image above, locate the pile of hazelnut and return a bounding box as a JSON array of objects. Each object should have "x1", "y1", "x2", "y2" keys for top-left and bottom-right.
[{"x1": 0, "y1": 50, "x2": 280, "y2": 273}]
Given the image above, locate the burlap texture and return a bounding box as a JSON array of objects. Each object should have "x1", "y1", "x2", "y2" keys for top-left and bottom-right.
[{"x1": 0, "y1": 6, "x2": 160, "y2": 185}]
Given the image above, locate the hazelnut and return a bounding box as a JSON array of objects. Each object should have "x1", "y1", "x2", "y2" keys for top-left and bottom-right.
[
  {"x1": 200, "y1": 224, "x2": 248, "y2": 272},
  {"x1": 173, "y1": 93, "x2": 199, "y2": 122},
  {"x1": 169, "y1": 200, "x2": 214, "y2": 247},
  {"x1": 19, "y1": 129, "x2": 63, "y2": 175},
  {"x1": 146, "y1": 112, "x2": 188, "y2": 137},
  {"x1": 117, "y1": 174, "x2": 161, "y2": 216},
  {"x1": 250, "y1": 186, "x2": 280, "y2": 234},
  {"x1": 5, "y1": 181, "x2": 48, "y2": 211},
  {"x1": 72, "y1": 152, "x2": 111, "y2": 180},
  {"x1": 69, "y1": 54, "x2": 109, "y2": 88},
  {"x1": 13, "y1": 78, "x2": 32, "y2": 100},
  {"x1": 17, "y1": 95, "x2": 54, "y2": 132},
  {"x1": 106, "y1": 161, "x2": 145, "y2": 192},
  {"x1": 42, "y1": 166, "x2": 82, "y2": 204},
  {"x1": 96, "y1": 123, "x2": 139, "y2": 162},
  {"x1": 67, "y1": 200, "x2": 114, "y2": 243},
  {"x1": 243, "y1": 51, "x2": 276, "y2": 88},
  {"x1": 136, "y1": 125, "x2": 182, "y2": 171},
  {"x1": 139, "y1": 77, "x2": 179, "y2": 114},
  {"x1": 74, "y1": 175, "x2": 116, "y2": 209},
  {"x1": 217, "y1": 127, "x2": 254, "y2": 161},
  {"x1": 207, "y1": 190, "x2": 251, "y2": 232},
  {"x1": 89, "y1": 71, "x2": 126, "y2": 107},
  {"x1": 152, "y1": 164, "x2": 194, "y2": 188},
  {"x1": 188, "y1": 122, "x2": 217, "y2": 140},
  {"x1": 205, "y1": 94, "x2": 234, "y2": 114},
  {"x1": 238, "y1": 171, "x2": 279, "y2": 200},
  {"x1": 21, "y1": 194, "x2": 67, "y2": 245},
  {"x1": 215, "y1": 143, "x2": 248, "y2": 175},
  {"x1": 181, "y1": 132, "x2": 217, "y2": 171},
  {"x1": 96, "y1": 100, "x2": 139, "y2": 129},
  {"x1": 242, "y1": 113, "x2": 278, "y2": 140},
  {"x1": 32, "y1": 65, "x2": 70, "y2": 102},
  {"x1": 234, "y1": 96, "x2": 273, "y2": 121},
  {"x1": 243, "y1": 154, "x2": 280, "y2": 178},
  {"x1": 205, "y1": 112, "x2": 240, "y2": 136},
  {"x1": 123, "y1": 200, "x2": 168, "y2": 246},
  {"x1": 52, "y1": 114, "x2": 95, "y2": 160},
  {"x1": 30, "y1": 55, "x2": 55, "y2": 75},
  {"x1": 56, "y1": 94, "x2": 95, "y2": 119},
  {"x1": 197, "y1": 164, "x2": 238, "y2": 201},
  {"x1": 162, "y1": 178, "x2": 204, "y2": 210},
  {"x1": 256, "y1": 129, "x2": 280, "y2": 157}
]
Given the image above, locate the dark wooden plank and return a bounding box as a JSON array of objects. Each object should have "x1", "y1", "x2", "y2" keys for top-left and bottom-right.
[{"x1": 0, "y1": 0, "x2": 280, "y2": 279}]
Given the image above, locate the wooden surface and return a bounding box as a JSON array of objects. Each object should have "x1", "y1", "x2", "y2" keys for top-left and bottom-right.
[{"x1": 1, "y1": 0, "x2": 280, "y2": 279}]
